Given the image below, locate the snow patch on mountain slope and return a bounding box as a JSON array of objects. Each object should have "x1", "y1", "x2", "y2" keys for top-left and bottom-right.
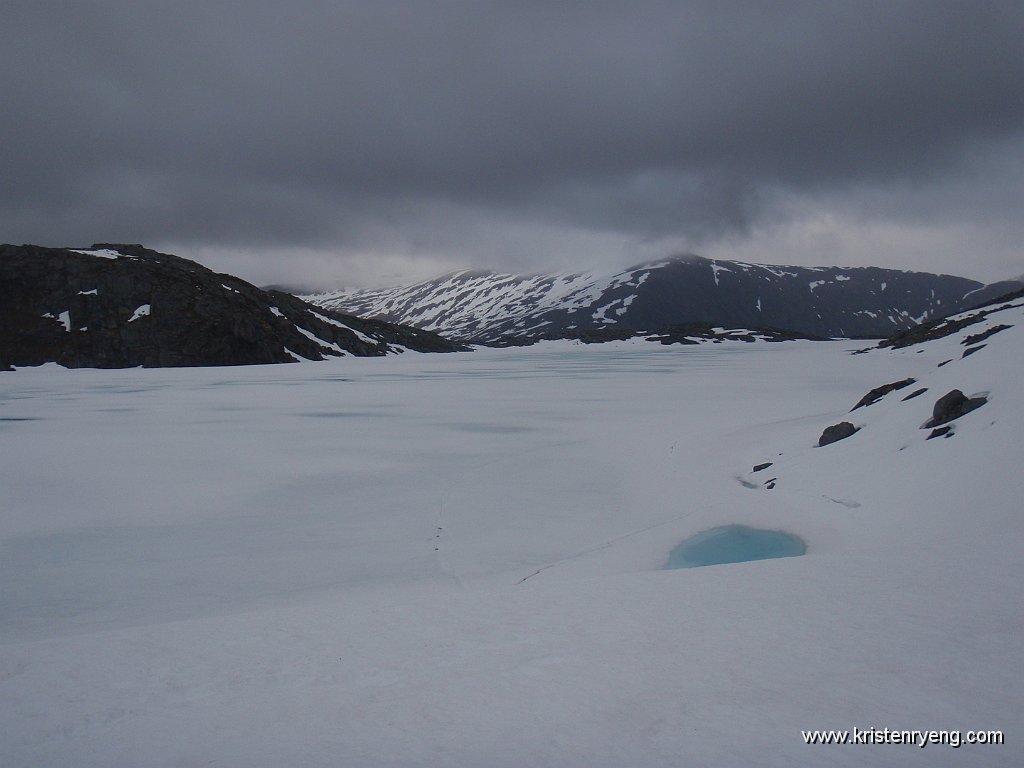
[
  {"x1": 306, "y1": 260, "x2": 682, "y2": 340},
  {"x1": 71, "y1": 248, "x2": 125, "y2": 260},
  {"x1": 310, "y1": 310, "x2": 380, "y2": 345},
  {"x1": 128, "y1": 304, "x2": 150, "y2": 322},
  {"x1": 42, "y1": 311, "x2": 71, "y2": 331},
  {"x1": 709, "y1": 260, "x2": 731, "y2": 285},
  {"x1": 309, "y1": 266, "x2": 634, "y2": 338},
  {"x1": 294, "y1": 325, "x2": 345, "y2": 356}
]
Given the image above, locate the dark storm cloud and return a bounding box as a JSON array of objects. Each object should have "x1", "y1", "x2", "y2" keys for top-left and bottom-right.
[{"x1": 2, "y1": 1, "x2": 1023, "y2": 282}]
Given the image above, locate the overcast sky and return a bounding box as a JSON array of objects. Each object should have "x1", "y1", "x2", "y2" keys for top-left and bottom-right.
[{"x1": 3, "y1": 1, "x2": 1023, "y2": 287}]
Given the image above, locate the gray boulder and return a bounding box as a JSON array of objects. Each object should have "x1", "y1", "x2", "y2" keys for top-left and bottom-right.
[
  {"x1": 818, "y1": 421, "x2": 859, "y2": 447},
  {"x1": 923, "y1": 389, "x2": 987, "y2": 429}
]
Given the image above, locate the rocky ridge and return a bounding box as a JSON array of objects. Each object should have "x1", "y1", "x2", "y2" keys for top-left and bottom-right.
[{"x1": 0, "y1": 244, "x2": 466, "y2": 370}]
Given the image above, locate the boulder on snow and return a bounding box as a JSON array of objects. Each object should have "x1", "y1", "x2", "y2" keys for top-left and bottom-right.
[
  {"x1": 923, "y1": 389, "x2": 987, "y2": 429},
  {"x1": 818, "y1": 421, "x2": 859, "y2": 447},
  {"x1": 961, "y1": 324, "x2": 1012, "y2": 346},
  {"x1": 850, "y1": 377, "x2": 916, "y2": 410}
]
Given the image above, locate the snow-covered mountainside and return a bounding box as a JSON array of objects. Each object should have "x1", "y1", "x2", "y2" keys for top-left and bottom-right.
[
  {"x1": 0, "y1": 244, "x2": 465, "y2": 369},
  {"x1": 305, "y1": 255, "x2": 1007, "y2": 342},
  {"x1": 2, "y1": 289, "x2": 1020, "y2": 766}
]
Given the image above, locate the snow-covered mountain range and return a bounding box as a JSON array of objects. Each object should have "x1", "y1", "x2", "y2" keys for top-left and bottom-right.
[{"x1": 305, "y1": 255, "x2": 1020, "y2": 343}]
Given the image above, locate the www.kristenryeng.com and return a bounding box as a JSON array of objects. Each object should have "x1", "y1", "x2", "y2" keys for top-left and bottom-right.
[{"x1": 802, "y1": 727, "x2": 1004, "y2": 749}]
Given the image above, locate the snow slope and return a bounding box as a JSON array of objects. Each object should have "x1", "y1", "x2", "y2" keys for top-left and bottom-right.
[{"x1": 1, "y1": 308, "x2": 1021, "y2": 766}]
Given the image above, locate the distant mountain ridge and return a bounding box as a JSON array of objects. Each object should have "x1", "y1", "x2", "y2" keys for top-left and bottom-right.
[
  {"x1": 304, "y1": 255, "x2": 1018, "y2": 343},
  {"x1": 0, "y1": 244, "x2": 465, "y2": 369}
]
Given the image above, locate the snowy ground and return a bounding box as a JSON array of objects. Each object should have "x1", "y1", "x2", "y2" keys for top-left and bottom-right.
[{"x1": 1, "y1": 333, "x2": 1021, "y2": 766}]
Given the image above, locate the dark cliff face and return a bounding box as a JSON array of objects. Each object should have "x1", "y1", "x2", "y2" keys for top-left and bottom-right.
[{"x1": 0, "y1": 244, "x2": 466, "y2": 369}]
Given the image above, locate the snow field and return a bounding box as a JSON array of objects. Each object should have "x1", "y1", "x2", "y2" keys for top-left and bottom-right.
[{"x1": 1, "y1": 334, "x2": 1020, "y2": 766}]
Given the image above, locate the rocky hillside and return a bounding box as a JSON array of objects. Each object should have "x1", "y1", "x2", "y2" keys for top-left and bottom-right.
[
  {"x1": 305, "y1": 255, "x2": 1015, "y2": 343},
  {"x1": 0, "y1": 244, "x2": 466, "y2": 369}
]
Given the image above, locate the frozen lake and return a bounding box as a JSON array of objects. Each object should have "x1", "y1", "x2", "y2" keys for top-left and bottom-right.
[
  {"x1": 0, "y1": 342, "x2": 861, "y2": 642},
  {"x1": 2, "y1": 339, "x2": 1020, "y2": 767},
  {"x1": 666, "y1": 525, "x2": 805, "y2": 568}
]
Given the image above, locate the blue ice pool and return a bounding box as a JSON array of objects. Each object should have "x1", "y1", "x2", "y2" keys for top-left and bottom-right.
[{"x1": 667, "y1": 525, "x2": 805, "y2": 568}]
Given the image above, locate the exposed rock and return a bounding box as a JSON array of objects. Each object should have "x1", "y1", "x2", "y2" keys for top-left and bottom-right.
[
  {"x1": 484, "y1": 323, "x2": 825, "y2": 347},
  {"x1": 961, "y1": 344, "x2": 986, "y2": 358},
  {"x1": 962, "y1": 324, "x2": 1012, "y2": 346},
  {"x1": 902, "y1": 387, "x2": 928, "y2": 401},
  {"x1": 0, "y1": 244, "x2": 467, "y2": 369},
  {"x1": 818, "y1": 421, "x2": 859, "y2": 447},
  {"x1": 646, "y1": 324, "x2": 827, "y2": 346},
  {"x1": 850, "y1": 377, "x2": 916, "y2": 410},
  {"x1": 923, "y1": 389, "x2": 988, "y2": 429},
  {"x1": 752, "y1": 462, "x2": 774, "y2": 472},
  {"x1": 927, "y1": 426, "x2": 955, "y2": 440},
  {"x1": 878, "y1": 288, "x2": 1024, "y2": 349}
]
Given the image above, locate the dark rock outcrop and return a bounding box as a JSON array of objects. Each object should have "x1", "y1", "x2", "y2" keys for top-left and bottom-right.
[
  {"x1": 879, "y1": 288, "x2": 1024, "y2": 349},
  {"x1": 752, "y1": 462, "x2": 774, "y2": 472},
  {"x1": 962, "y1": 324, "x2": 1012, "y2": 346},
  {"x1": 645, "y1": 324, "x2": 826, "y2": 346},
  {"x1": 0, "y1": 244, "x2": 467, "y2": 369},
  {"x1": 818, "y1": 421, "x2": 859, "y2": 447},
  {"x1": 923, "y1": 389, "x2": 987, "y2": 429},
  {"x1": 850, "y1": 378, "x2": 916, "y2": 411},
  {"x1": 483, "y1": 323, "x2": 824, "y2": 347},
  {"x1": 927, "y1": 425, "x2": 954, "y2": 440}
]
